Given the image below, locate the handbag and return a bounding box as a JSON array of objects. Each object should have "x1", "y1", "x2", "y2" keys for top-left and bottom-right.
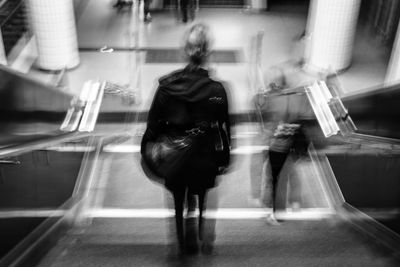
[
  {"x1": 142, "y1": 133, "x2": 196, "y2": 180},
  {"x1": 141, "y1": 121, "x2": 230, "y2": 180}
]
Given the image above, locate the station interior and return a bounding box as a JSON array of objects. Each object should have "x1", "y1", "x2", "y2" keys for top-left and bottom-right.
[{"x1": 0, "y1": 0, "x2": 400, "y2": 266}]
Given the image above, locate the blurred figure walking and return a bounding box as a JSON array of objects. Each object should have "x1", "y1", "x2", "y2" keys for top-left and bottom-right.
[
  {"x1": 139, "y1": 0, "x2": 153, "y2": 23},
  {"x1": 113, "y1": 0, "x2": 152, "y2": 22},
  {"x1": 177, "y1": 0, "x2": 195, "y2": 23},
  {"x1": 113, "y1": 0, "x2": 133, "y2": 10},
  {"x1": 141, "y1": 24, "x2": 231, "y2": 255},
  {"x1": 251, "y1": 62, "x2": 315, "y2": 225}
]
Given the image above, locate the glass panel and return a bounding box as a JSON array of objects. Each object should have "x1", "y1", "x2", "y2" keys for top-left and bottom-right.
[
  {"x1": 0, "y1": 65, "x2": 75, "y2": 148},
  {"x1": 342, "y1": 84, "x2": 400, "y2": 140},
  {"x1": 0, "y1": 137, "x2": 93, "y2": 260},
  {"x1": 327, "y1": 153, "x2": 400, "y2": 235}
]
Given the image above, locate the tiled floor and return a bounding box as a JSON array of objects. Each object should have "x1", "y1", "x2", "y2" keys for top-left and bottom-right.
[{"x1": 25, "y1": 0, "x2": 388, "y2": 108}]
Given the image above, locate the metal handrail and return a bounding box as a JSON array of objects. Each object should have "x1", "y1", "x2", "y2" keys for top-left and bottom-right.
[
  {"x1": 0, "y1": 131, "x2": 91, "y2": 159},
  {"x1": 257, "y1": 83, "x2": 400, "y2": 151},
  {"x1": 0, "y1": 136, "x2": 102, "y2": 267}
]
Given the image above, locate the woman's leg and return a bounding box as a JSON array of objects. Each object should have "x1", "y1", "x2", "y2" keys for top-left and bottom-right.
[
  {"x1": 198, "y1": 188, "x2": 217, "y2": 254},
  {"x1": 172, "y1": 186, "x2": 186, "y2": 252},
  {"x1": 144, "y1": 0, "x2": 151, "y2": 16},
  {"x1": 268, "y1": 150, "x2": 289, "y2": 213},
  {"x1": 181, "y1": 0, "x2": 188, "y2": 22},
  {"x1": 249, "y1": 150, "x2": 266, "y2": 206},
  {"x1": 184, "y1": 192, "x2": 199, "y2": 253},
  {"x1": 198, "y1": 190, "x2": 205, "y2": 241}
]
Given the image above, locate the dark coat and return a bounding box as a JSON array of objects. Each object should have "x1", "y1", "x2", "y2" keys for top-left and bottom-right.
[{"x1": 141, "y1": 66, "x2": 231, "y2": 192}]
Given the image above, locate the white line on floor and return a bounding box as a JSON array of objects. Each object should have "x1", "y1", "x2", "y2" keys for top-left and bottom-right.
[
  {"x1": 6, "y1": 208, "x2": 399, "y2": 220},
  {"x1": 102, "y1": 144, "x2": 268, "y2": 154},
  {"x1": 0, "y1": 208, "x2": 335, "y2": 220},
  {"x1": 84, "y1": 208, "x2": 335, "y2": 220}
]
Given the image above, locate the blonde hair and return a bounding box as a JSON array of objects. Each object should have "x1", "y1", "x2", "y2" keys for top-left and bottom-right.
[{"x1": 183, "y1": 23, "x2": 212, "y2": 69}]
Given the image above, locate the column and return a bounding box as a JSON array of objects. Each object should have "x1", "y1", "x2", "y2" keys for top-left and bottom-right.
[
  {"x1": 27, "y1": 0, "x2": 79, "y2": 71},
  {"x1": 385, "y1": 21, "x2": 400, "y2": 85},
  {"x1": 305, "y1": 0, "x2": 361, "y2": 72}
]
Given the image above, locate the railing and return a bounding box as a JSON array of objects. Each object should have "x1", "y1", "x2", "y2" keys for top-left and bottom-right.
[
  {"x1": 0, "y1": 136, "x2": 102, "y2": 267},
  {"x1": 0, "y1": 71, "x2": 106, "y2": 266}
]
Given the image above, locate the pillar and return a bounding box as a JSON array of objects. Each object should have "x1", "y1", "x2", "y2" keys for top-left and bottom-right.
[
  {"x1": 385, "y1": 21, "x2": 400, "y2": 85},
  {"x1": 27, "y1": 0, "x2": 79, "y2": 70},
  {"x1": 305, "y1": 0, "x2": 361, "y2": 72}
]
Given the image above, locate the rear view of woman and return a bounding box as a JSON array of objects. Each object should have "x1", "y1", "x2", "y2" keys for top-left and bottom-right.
[{"x1": 141, "y1": 24, "x2": 231, "y2": 255}]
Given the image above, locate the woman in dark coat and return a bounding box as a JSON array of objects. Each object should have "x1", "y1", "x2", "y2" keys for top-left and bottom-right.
[{"x1": 141, "y1": 24, "x2": 231, "y2": 255}]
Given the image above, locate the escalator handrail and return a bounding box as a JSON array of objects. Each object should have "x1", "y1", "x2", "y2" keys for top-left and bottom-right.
[
  {"x1": 324, "y1": 132, "x2": 400, "y2": 154},
  {"x1": 0, "y1": 131, "x2": 91, "y2": 158},
  {"x1": 346, "y1": 132, "x2": 400, "y2": 147},
  {"x1": 309, "y1": 142, "x2": 400, "y2": 258},
  {"x1": 0, "y1": 136, "x2": 102, "y2": 267}
]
